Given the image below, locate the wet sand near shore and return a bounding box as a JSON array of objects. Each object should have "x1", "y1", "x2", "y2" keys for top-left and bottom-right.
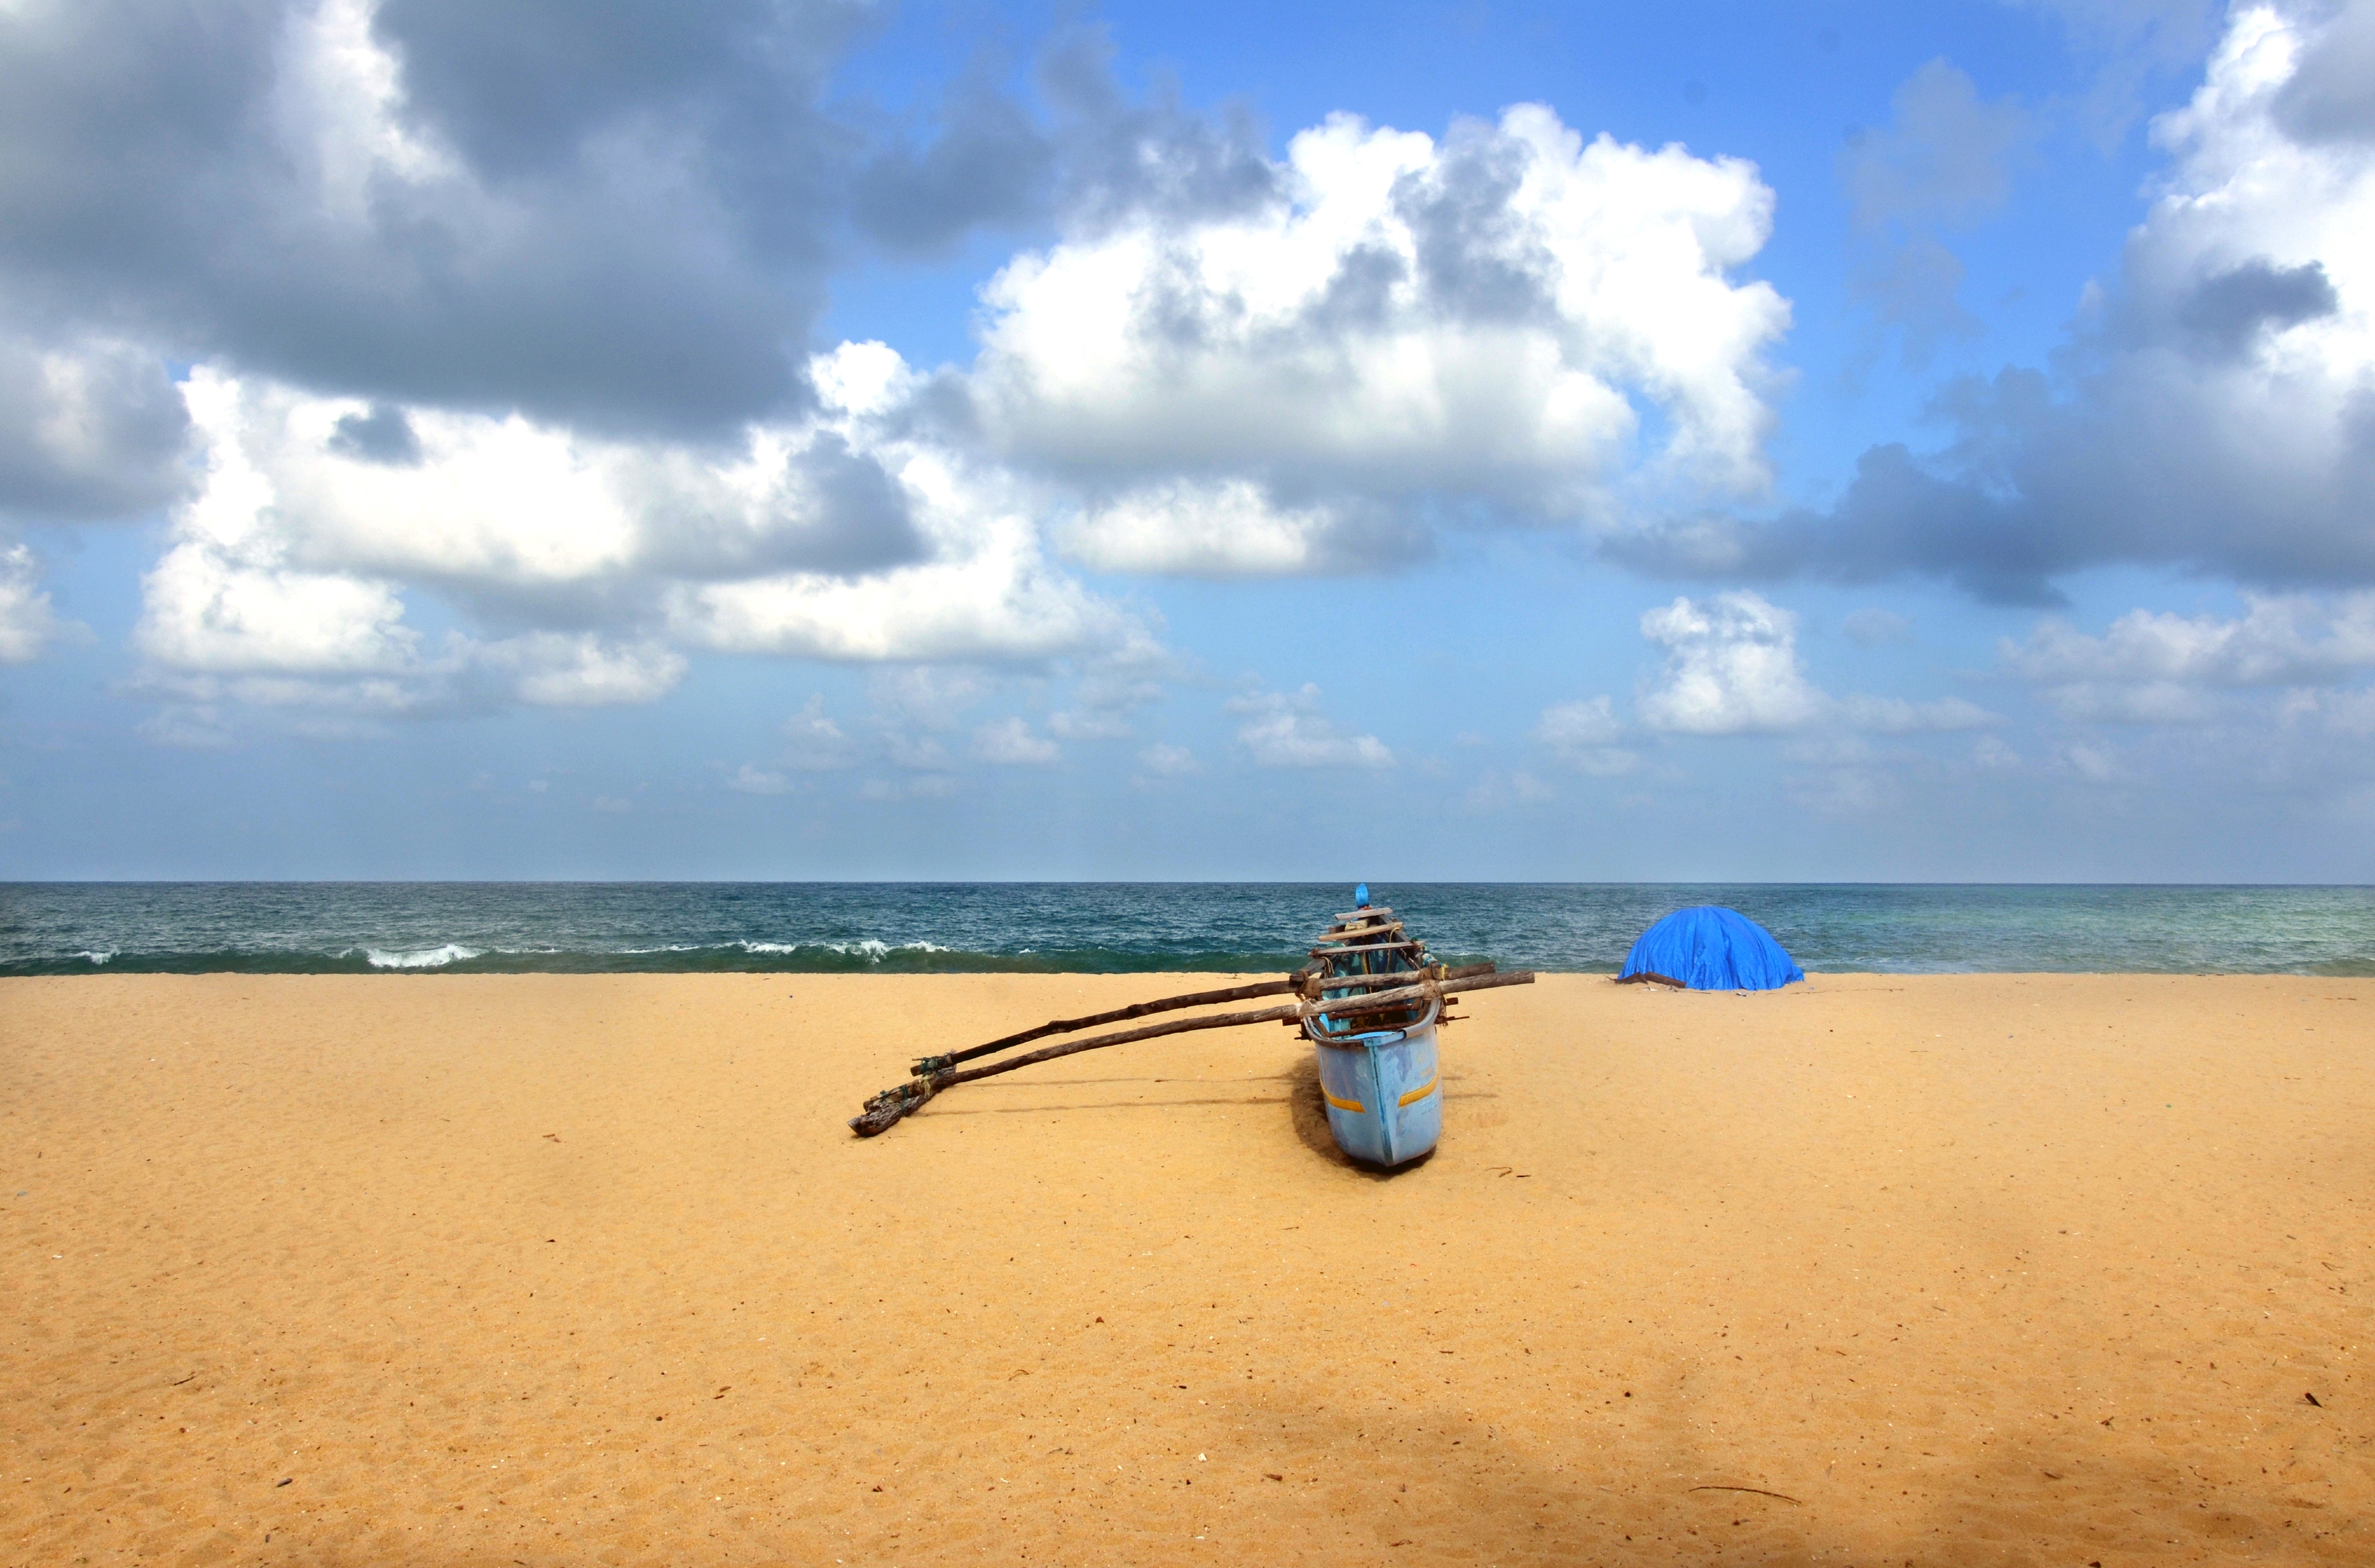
[{"x1": 4, "y1": 970, "x2": 2370, "y2": 1566}]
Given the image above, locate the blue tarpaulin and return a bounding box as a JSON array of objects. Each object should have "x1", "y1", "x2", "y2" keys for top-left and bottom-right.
[{"x1": 1619, "y1": 906, "x2": 1804, "y2": 991}]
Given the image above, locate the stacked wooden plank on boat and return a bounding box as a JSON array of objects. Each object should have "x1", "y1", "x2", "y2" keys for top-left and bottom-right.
[{"x1": 1301, "y1": 904, "x2": 1458, "y2": 1165}]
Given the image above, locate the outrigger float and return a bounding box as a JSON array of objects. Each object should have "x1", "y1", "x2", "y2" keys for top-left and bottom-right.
[{"x1": 848, "y1": 889, "x2": 1534, "y2": 1167}]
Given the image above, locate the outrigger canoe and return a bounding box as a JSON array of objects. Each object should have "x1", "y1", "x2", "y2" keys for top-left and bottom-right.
[
  {"x1": 847, "y1": 888, "x2": 1532, "y2": 1163},
  {"x1": 1305, "y1": 898, "x2": 1441, "y2": 1167}
]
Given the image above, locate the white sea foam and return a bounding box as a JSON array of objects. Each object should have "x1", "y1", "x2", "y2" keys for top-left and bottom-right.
[
  {"x1": 734, "y1": 938, "x2": 951, "y2": 961},
  {"x1": 844, "y1": 940, "x2": 951, "y2": 961},
  {"x1": 364, "y1": 943, "x2": 482, "y2": 969},
  {"x1": 80, "y1": 949, "x2": 116, "y2": 966}
]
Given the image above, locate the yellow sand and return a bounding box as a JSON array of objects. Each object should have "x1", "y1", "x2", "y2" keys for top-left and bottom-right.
[{"x1": 3, "y1": 971, "x2": 2369, "y2": 1566}]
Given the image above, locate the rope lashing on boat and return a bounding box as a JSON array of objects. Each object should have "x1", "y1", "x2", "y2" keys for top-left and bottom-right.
[{"x1": 848, "y1": 966, "x2": 1536, "y2": 1137}]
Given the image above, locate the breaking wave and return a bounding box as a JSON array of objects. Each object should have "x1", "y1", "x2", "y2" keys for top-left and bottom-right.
[
  {"x1": 737, "y1": 938, "x2": 951, "y2": 961},
  {"x1": 362, "y1": 943, "x2": 484, "y2": 969}
]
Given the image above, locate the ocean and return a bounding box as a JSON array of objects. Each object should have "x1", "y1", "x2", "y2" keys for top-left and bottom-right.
[{"x1": 2, "y1": 882, "x2": 2371, "y2": 977}]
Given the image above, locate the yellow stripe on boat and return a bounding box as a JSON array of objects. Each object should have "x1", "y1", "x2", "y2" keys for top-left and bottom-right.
[
  {"x1": 1324, "y1": 1092, "x2": 1366, "y2": 1113},
  {"x1": 1397, "y1": 1073, "x2": 1439, "y2": 1107}
]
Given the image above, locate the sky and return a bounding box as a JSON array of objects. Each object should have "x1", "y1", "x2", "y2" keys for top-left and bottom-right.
[{"x1": 1, "y1": 0, "x2": 2372, "y2": 882}]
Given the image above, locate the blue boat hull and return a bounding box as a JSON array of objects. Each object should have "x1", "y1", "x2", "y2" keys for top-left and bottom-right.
[{"x1": 1308, "y1": 1018, "x2": 1441, "y2": 1167}]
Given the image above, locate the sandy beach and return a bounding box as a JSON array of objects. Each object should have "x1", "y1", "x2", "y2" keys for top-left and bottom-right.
[{"x1": 4, "y1": 970, "x2": 2369, "y2": 1566}]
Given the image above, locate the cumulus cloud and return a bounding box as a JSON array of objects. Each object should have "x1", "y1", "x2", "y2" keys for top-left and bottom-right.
[
  {"x1": 159, "y1": 353, "x2": 926, "y2": 619},
  {"x1": 2, "y1": 2, "x2": 1831, "y2": 751},
  {"x1": 2272, "y1": 0, "x2": 2375, "y2": 142},
  {"x1": 2005, "y1": 590, "x2": 2375, "y2": 721},
  {"x1": 1622, "y1": 2, "x2": 2375, "y2": 602},
  {"x1": 0, "y1": 543, "x2": 63, "y2": 662},
  {"x1": 0, "y1": 0, "x2": 1343, "y2": 539},
  {"x1": 2008, "y1": 591, "x2": 2375, "y2": 685},
  {"x1": 850, "y1": 23, "x2": 1279, "y2": 256},
  {"x1": 127, "y1": 346, "x2": 1154, "y2": 717},
  {"x1": 1229, "y1": 685, "x2": 1392, "y2": 768},
  {"x1": 1629, "y1": 590, "x2": 2001, "y2": 737},
  {"x1": 975, "y1": 103, "x2": 1790, "y2": 573},
  {"x1": 1637, "y1": 592, "x2": 1828, "y2": 734},
  {"x1": 0, "y1": 332, "x2": 190, "y2": 523},
  {"x1": 132, "y1": 369, "x2": 727, "y2": 712},
  {"x1": 973, "y1": 716, "x2": 1060, "y2": 765},
  {"x1": 483, "y1": 636, "x2": 687, "y2": 707},
  {"x1": 1058, "y1": 481, "x2": 1388, "y2": 578}
]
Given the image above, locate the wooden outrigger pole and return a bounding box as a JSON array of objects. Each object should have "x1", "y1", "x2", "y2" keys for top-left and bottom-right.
[{"x1": 849, "y1": 961, "x2": 1534, "y2": 1137}]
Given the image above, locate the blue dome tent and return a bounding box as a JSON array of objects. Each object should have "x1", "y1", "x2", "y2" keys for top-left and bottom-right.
[{"x1": 1618, "y1": 906, "x2": 1804, "y2": 991}]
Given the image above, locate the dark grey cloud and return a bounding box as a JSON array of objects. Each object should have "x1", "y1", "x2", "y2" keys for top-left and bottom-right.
[
  {"x1": 1611, "y1": 324, "x2": 2375, "y2": 605},
  {"x1": 849, "y1": 23, "x2": 1279, "y2": 256},
  {"x1": 1391, "y1": 125, "x2": 1559, "y2": 327},
  {"x1": 633, "y1": 432, "x2": 927, "y2": 582},
  {"x1": 2273, "y1": 1, "x2": 2375, "y2": 144},
  {"x1": 372, "y1": 0, "x2": 862, "y2": 178},
  {"x1": 1604, "y1": 437, "x2": 2073, "y2": 606},
  {"x1": 0, "y1": 0, "x2": 1296, "y2": 515},
  {"x1": 0, "y1": 331, "x2": 190, "y2": 523},
  {"x1": 850, "y1": 80, "x2": 1053, "y2": 254},
  {"x1": 328, "y1": 404, "x2": 421, "y2": 465},
  {"x1": 0, "y1": 0, "x2": 871, "y2": 443},
  {"x1": 2173, "y1": 258, "x2": 2339, "y2": 358},
  {"x1": 373, "y1": 0, "x2": 872, "y2": 270},
  {"x1": 1036, "y1": 27, "x2": 1279, "y2": 237},
  {"x1": 1304, "y1": 243, "x2": 1411, "y2": 334}
]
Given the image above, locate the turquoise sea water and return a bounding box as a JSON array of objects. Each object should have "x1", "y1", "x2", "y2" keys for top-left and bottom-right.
[{"x1": 2, "y1": 883, "x2": 2371, "y2": 977}]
